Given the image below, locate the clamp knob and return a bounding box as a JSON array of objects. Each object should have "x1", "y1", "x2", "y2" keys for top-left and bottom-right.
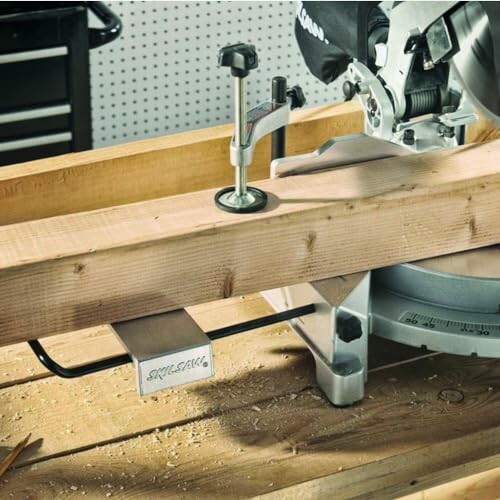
[
  {"x1": 287, "y1": 85, "x2": 306, "y2": 110},
  {"x1": 218, "y1": 43, "x2": 258, "y2": 78},
  {"x1": 337, "y1": 312, "x2": 363, "y2": 343}
]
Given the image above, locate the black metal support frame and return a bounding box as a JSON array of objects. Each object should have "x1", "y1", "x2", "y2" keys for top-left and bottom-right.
[{"x1": 28, "y1": 304, "x2": 315, "y2": 379}]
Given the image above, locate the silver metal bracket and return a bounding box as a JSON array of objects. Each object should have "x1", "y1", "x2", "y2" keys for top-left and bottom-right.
[
  {"x1": 270, "y1": 133, "x2": 409, "y2": 178},
  {"x1": 230, "y1": 100, "x2": 290, "y2": 168},
  {"x1": 262, "y1": 272, "x2": 371, "y2": 407},
  {"x1": 112, "y1": 310, "x2": 214, "y2": 396}
]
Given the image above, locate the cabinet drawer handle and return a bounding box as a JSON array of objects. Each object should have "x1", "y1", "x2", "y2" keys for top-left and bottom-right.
[
  {"x1": 0, "y1": 104, "x2": 71, "y2": 125},
  {"x1": 0, "y1": 46, "x2": 67, "y2": 65},
  {"x1": 0, "y1": 132, "x2": 72, "y2": 152}
]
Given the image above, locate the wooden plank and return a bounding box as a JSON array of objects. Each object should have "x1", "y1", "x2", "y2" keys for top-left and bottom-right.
[
  {"x1": 0, "y1": 325, "x2": 116, "y2": 389},
  {"x1": 258, "y1": 431, "x2": 500, "y2": 500},
  {"x1": 2, "y1": 352, "x2": 499, "y2": 498},
  {"x1": 0, "y1": 102, "x2": 363, "y2": 226},
  {"x1": 0, "y1": 141, "x2": 500, "y2": 345},
  {"x1": 0, "y1": 103, "x2": 494, "y2": 229},
  {"x1": 466, "y1": 115, "x2": 500, "y2": 144},
  {"x1": 400, "y1": 466, "x2": 500, "y2": 499}
]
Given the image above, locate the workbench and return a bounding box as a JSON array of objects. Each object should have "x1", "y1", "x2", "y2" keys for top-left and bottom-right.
[
  {"x1": 0, "y1": 294, "x2": 499, "y2": 498},
  {"x1": 0, "y1": 102, "x2": 499, "y2": 498}
]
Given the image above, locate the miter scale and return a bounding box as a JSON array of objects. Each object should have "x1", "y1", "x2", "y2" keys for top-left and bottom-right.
[{"x1": 28, "y1": 1, "x2": 500, "y2": 408}]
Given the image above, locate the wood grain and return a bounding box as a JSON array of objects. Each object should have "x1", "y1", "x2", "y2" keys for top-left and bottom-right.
[
  {"x1": 258, "y1": 431, "x2": 500, "y2": 500},
  {"x1": 466, "y1": 115, "x2": 500, "y2": 144},
  {"x1": 0, "y1": 293, "x2": 421, "y2": 390},
  {"x1": 2, "y1": 352, "x2": 499, "y2": 499},
  {"x1": 0, "y1": 141, "x2": 500, "y2": 345},
  {"x1": 401, "y1": 465, "x2": 500, "y2": 500},
  {"x1": 0, "y1": 102, "x2": 363, "y2": 226}
]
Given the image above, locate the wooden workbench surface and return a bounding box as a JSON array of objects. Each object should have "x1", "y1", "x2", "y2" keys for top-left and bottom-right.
[{"x1": 0, "y1": 294, "x2": 499, "y2": 499}]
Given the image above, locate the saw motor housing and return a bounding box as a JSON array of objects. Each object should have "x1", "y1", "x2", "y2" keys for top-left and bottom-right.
[{"x1": 297, "y1": 1, "x2": 500, "y2": 152}]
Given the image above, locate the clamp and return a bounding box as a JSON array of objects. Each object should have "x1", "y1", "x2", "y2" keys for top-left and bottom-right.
[{"x1": 215, "y1": 43, "x2": 305, "y2": 213}]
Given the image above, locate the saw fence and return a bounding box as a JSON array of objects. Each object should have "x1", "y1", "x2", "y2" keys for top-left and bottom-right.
[{"x1": 0, "y1": 102, "x2": 499, "y2": 498}]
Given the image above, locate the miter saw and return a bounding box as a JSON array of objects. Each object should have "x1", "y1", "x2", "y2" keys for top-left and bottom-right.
[
  {"x1": 214, "y1": 1, "x2": 500, "y2": 406},
  {"x1": 28, "y1": 1, "x2": 500, "y2": 407}
]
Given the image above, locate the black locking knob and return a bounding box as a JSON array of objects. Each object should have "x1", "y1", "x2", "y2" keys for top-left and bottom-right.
[
  {"x1": 337, "y1": 312, "x2": 363, "y2": 343},
  {"x1": 287, "y1": 85, "x2": 306, "y2": 110},
  {"x1": 342, "y1": 80, "x2": 358, "y2": 101},
  {"x1": 403, "y1": 128, "x2": 416, "y2": 145},
  {"x1": 218, "y1": 43, "x2": 258, "y2": 78}
]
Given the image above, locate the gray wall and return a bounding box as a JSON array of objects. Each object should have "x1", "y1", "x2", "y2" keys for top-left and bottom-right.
[{"x1": 89, "y1": 1, "x2": 344, "y2": 148}]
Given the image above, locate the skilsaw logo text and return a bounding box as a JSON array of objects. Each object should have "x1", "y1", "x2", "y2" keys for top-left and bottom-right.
[
  {"x1": 147, "y1": 356, "x2": 209, "y2": 381},
  {"x1": 296, "y1": 2, "x2": 329, "y2": 44}
]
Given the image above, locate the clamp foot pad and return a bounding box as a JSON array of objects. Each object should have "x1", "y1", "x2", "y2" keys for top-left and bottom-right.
[{"x1": 214, "y1": 186, "x2": 268, "y2": 213}]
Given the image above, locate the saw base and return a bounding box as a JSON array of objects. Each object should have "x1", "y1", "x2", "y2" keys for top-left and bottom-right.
[{"x1": 263, "y1": 247, "x2": 500, "y2": 407}]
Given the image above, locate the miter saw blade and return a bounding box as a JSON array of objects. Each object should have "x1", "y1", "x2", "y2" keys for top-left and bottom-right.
[{"x1": 449, "y1": 1, "x2": 500, "y2": 124}]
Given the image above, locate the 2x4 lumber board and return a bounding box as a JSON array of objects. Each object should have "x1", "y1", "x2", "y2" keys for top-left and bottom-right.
[
  {"x1": 401, "y1": 466, "x2": 500, "y2": 500},
  {"x1": 0, "y1": 141, "x2": 500, "y2": 346},
  {"x1": 0, "y1": 102, "x2": 495, "y2": 229},
  {"x1": 0, "y1": 313, "x2": 306, "y2": 468},
  {"x1": 0, "y1": 324, "x2": 114, "y2": 389},
  {"x1": 0, "y1": 102, "x2": 363, "y2": 226},
  {"x1": 3, "y1": 353, "x2": 500, "y2": 498}
]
